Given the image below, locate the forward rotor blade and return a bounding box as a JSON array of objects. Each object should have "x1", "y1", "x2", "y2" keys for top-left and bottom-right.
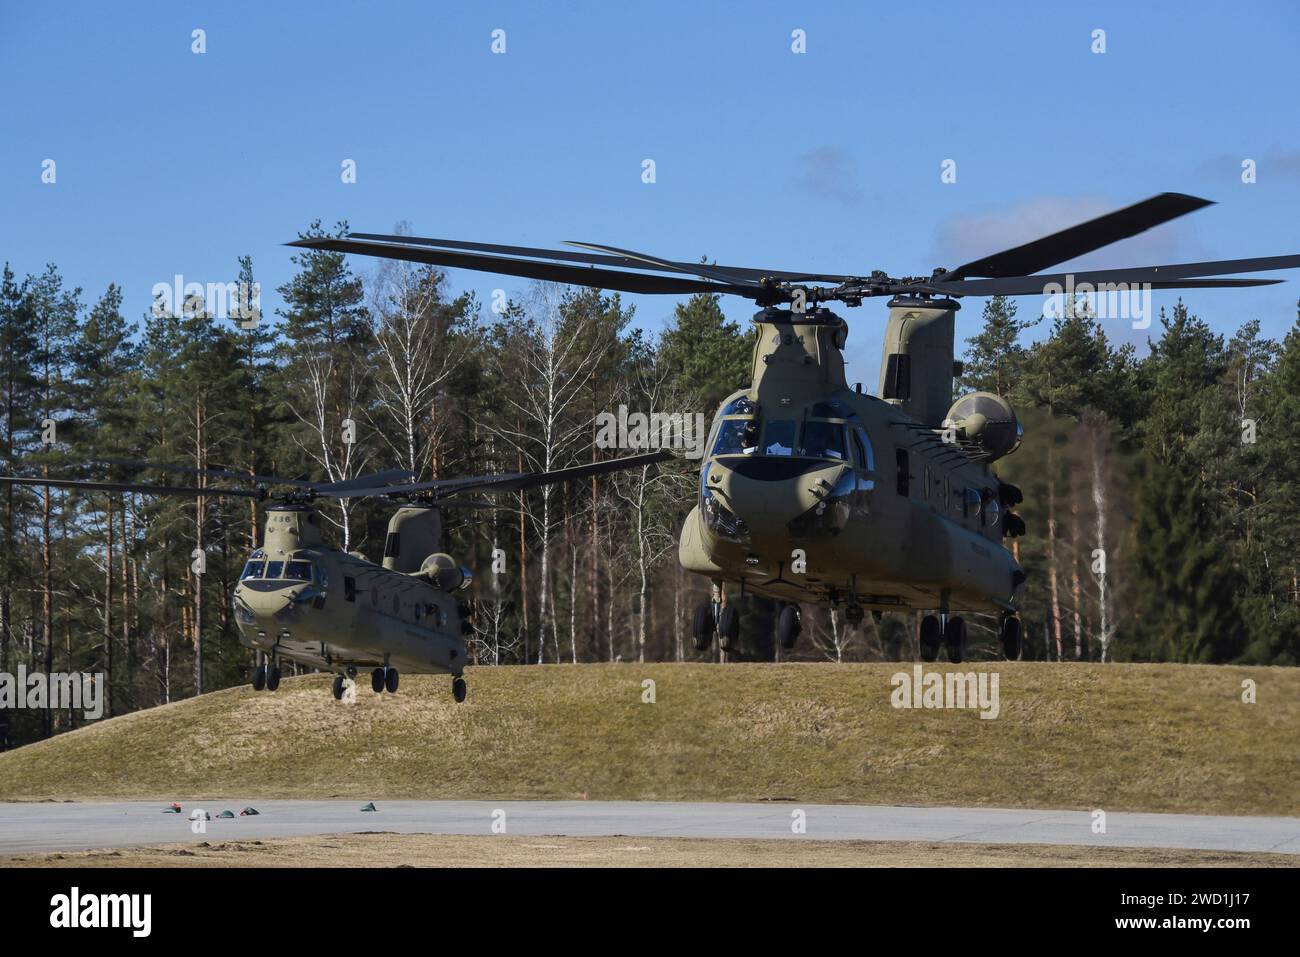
[
  {"x1": 943, "y1": 193, "x2": 1214, "y2": 280},
  {"x1": 0, "y1": 475, "x2": 262, "y2": 499},
  {"x1": 565, "y1": 241, "x2": 758, "y2": 286},
  {"x1": 348, "y1": 233, "x2": 852, "y2": 284},
  {"x1": 100, "y1": 458, "x2": 317, "y2": 489},
  {"x1": 314, "y1": 468, "x2": 416, "y2": 492},
  {"x1": 288, "y1": 238, "x2": 748, "y2": 297},
  {"x1": 330, "y1": 450, "x2": 676, "y2": 499}
]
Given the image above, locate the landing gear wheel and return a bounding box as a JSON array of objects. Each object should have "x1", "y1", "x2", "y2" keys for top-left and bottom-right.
[
  {"x1": 717, "y1": 605, "x2": 740, "y2": 652},
  {"x1": 385, "y1": 668, "x2": 399, "y2": 694},
  {"x1": 371, "y1": 668, "x2": 385, "y2": 694},
  {"x1": 919, "y1": 615, "x2": 941, "y2": 662},
  {"x1": 332, "y1": 675, "x2": 345, "y2": 700},
  {"x1": 777, "y1": 604, "x2": 802, "y2": 650},
  {"x1": 845, "y1": 604, "x2": 864, "y2": 627},
  {"x1": 265, "y1": 666, "x2": 281, "y2": 692},
  {"x1": 944, "y1": 617, "x2": 967, "y2": 664},
  {"x1": 452, "y1": 677, "x2": 467, "y2": 703},
  {"x1": 251, "y1": 665, "x2": 266, "y2": 691},
  {"x1": 692, "y1": 600, "x2": 716, "y2": 651},
  {"x1": 1000, "y1": 616, "x2": 1022, "y2": 660}
]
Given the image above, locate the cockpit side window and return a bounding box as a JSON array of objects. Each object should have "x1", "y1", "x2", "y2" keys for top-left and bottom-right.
[
  {"x1": 799, "y1": 421, "x2": 847, "y2": 461},
  {"x1": 285, "y1": 561, "x2": 313, "y2": 582},
  {"x1": 852, "y1": 427, "x2": 876, "y2": 471}
]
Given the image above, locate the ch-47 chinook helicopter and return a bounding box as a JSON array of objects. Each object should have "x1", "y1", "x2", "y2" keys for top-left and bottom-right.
[
  {"x1": 0, "y1": 451, "x2": 669, "y2": 701},
  {"x1": 293, "y1": 192, "x2": 1300, "y2": 662}
]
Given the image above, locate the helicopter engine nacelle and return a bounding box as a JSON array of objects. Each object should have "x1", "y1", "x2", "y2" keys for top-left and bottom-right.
[
  {"x1": 419, "y1": 553, "x2": 473, "y2": 592},
  {"x1": 943, "y1": 392, "x2": 1023, "y2": 461}
]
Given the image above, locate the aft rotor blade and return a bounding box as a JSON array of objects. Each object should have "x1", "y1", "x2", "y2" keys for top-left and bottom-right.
[
  {"x1": 943, "y1": 193, "x2": 1214, "y2": 280},
  {"x1": 100, "y1": 458, "x2": 317, "y2": 489},
  {"x1": 349, "y1": 232, "x2": 853, "y2": 284},
  {"x1": 0, "y1": 475, "x2": 262, "y2": 499},
  {"x1": 288, "y1": 238, "x2": 750, "y2": 297},
  {"x1": 913, "y1": 256, "x2": 1300, "y2": 297}
]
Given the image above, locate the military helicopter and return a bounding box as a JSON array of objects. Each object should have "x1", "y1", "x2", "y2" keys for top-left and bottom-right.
[
  {"x1": 292, "y1": 193, "x2": 1300, "y2": 662},
  {"x1": 0, "y1": 450, "x2": 669, "y2": 700}
]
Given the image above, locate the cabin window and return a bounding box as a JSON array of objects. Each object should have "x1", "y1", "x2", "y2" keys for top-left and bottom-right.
[
  {"x1": 240, "y1": 561, "x2": 264, "y2": 580},
  {"x1": 963, "y1": 487, "x2": 982, "y2": 519},
  {"x1": 384, "y1": 532, "x2": 401, "y2": 558},
  {"x1": 895, "y1": 449, "x2": 910, "y2": 496},
  {"x1": 763, "y1": 420, "x2": 797, "y2": 456},
  {"x1": 344, "y1": 576, "x2": 357, "y2": 602},
  {"x1": 798, "y1": 421, "x2": 847, "y2": 461}
]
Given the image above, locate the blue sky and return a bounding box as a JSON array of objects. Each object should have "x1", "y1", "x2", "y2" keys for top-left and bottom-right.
[{"x1": 3, "y1": 0, "x2": 1298, "y2": 380}]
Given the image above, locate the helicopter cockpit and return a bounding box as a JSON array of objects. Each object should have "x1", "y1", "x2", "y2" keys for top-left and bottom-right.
[{"x1": 706, "y1": 397, "x2": 875, "y2": 471}]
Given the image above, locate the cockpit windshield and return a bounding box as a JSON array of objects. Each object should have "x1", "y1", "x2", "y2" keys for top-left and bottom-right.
[
  {"x1": 799, "y1": 421, "x2": 847, "y2": 461},
  {"x1": 244, "y1": 559, "x2": 316, "y2": 582},
  {"x1": 712, "y1": 419, "x2": 759, "y2": 455},
  {"x1": 763, "y1": 420, "x2": 797, "y2": 455}
]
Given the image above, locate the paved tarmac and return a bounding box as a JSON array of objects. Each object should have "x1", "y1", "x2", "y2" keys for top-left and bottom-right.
[{"x1": 1, "y1": 800, "x2": 1297, "y2": 856}]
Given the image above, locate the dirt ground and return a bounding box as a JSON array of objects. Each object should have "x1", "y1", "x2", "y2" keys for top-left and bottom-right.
[{"x1": 6, "y1": 833, "x2": 1296, "y2": 868}]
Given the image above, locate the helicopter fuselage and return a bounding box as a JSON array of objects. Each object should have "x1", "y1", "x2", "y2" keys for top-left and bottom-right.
[
  {"x1": 232, "y1": 505, "x2": 471, "y2": 678},
  {"x1": 679, "y1": 304, "x2": 1025, "y2": 618}
]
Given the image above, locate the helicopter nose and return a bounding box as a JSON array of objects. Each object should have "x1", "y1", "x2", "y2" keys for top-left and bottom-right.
[
  {"x1": 235, "y1": 581, "x2": 308, "y2": 625},
  {"x1": 716, "y1": 462, "x2": 844, "y2": 536}
]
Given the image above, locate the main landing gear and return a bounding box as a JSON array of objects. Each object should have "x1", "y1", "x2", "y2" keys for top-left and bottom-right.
[
  {"x1": 1000, "y1": 615, "x2": 1023, "y2": 660},
  {"x1": 776, "y1": 603, "x2": 802, "y2": 651},
  {"x1": 690, "y1": 594, "x2": 741, "y2": 652},
  {"x1": 371, "y1": 666, "x2": 399, "y2": 694},
  {"x1": 251, "y1": 651, "x2": 281, "y2": 692},
  {"x1": 919, "y1": 614, "x2": 967, "y2": 663},
  {"x1": 452, "y1": 676, "x2": 467, "y2": 703}
]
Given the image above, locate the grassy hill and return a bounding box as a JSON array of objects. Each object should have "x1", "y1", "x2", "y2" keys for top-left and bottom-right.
[{"x1": 0, "y1": 663, "x2": 1296, "y2": 815}]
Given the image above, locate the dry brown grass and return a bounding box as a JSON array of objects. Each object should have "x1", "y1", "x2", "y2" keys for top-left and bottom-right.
[
  {"x1": 0, "y1": 663, "x2": 1295, "y2": 815},
  {"x1": 7, "y1": 833, "x2": 1296, "y2": 868}
]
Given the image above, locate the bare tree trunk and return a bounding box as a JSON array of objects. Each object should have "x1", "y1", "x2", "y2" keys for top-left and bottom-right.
[
  {"x1": 41, "y1": 475, "x2": 53, "y2": 738},
  {"x1": 1046, "y1": 448, "x2": 1063, "y2": 661},
  {"x1": 103, "y1": 494, "x2": 113, "y2": 718}
]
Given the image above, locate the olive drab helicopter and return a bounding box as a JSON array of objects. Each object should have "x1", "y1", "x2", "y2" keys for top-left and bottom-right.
[
  {"x1": 0, "y1": 450, "x2": 670, "y2": 701},
  {"x1": 292, "y1": 193, "x2": 1300, "y2": 662}
]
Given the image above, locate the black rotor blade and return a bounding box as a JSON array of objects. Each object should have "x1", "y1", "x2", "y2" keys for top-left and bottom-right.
[
  {"x1": 348, "y1": 232, "x2": 853, "y2": 284},
  {"x1": 943, "y1": 193, "x2": 1214, "y2": 280},
  {"x1": 288, "y1": 238, "x2": 750, "y2": 297},
  {"x1": 331, "y1": 450, "x2": 675, "y2": 499},
  {"x1": 314, "y1": 468, "x2": 416, "y2": 492},
  {"x1": 912, "y1": 255, "x2": 1300, "y2": 297},
  {"x1": 100, "y1": 458, "x2": 317, "y2": 489},
  {"x1": 565, "y1": 241, "x2": 764, "y2": 286},
  {"x1": 0, "y1": 475, "x2": 262, "y2": 499}
]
